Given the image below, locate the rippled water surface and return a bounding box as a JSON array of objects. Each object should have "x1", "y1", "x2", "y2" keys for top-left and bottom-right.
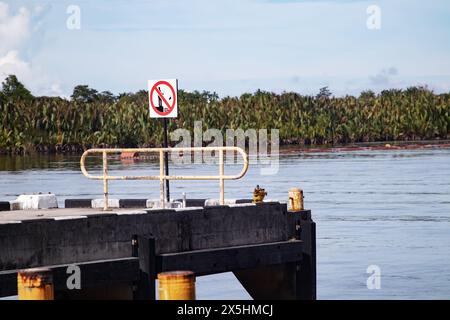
[{"x1": 1, "y1": 148, "x2": 450, "y2": 299}]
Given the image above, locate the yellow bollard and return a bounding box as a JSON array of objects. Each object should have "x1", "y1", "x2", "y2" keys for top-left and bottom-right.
[
  {"x1": 158, "y1": 271, "x2": 196, "y2": 300},
  {"x1": 288, "y1": 187, "x2": 304, "y2": 212},
  {"x1": 252, "y1": 185, "x2": 267, "y2": 203},
  {"x1": 17, "y1": 268, "x2": 54, "y2": 300}
]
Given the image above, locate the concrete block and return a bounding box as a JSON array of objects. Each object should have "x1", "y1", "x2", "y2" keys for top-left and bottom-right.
[
  {"x1": 91, "y1": 198, "x2": 120, "y2": 209},
  {"x1": 146, "y1": 199, "x2": 183, "y2": 209},
  {"x1": 15, "y1": 194, "x2": 58, "y2": 210},
  {"x1": 204, "y1": 199, "x2": 237, "y2": 206},
  {"x1": 146, "y1": 199, "x2": 159, "y2": 208},
  {"x1": 9, "y1": 201, "x2": 22, "y2": 210}
]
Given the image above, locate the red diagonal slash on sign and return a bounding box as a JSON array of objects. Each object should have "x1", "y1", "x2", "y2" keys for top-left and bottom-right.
[{"x1": 150, "y1": 80, "x2": 176, "y2": 116}]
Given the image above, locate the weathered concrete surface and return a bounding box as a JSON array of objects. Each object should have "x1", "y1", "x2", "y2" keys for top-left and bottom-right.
[
  {"x1": 0, "y1": 207, "x2": 127, "y2": 222},
  {"x1": 0, "y1": 202, "x2": 303, "y2": 271}
]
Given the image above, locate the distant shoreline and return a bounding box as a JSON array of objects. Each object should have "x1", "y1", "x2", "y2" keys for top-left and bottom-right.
[
  {"x1": 1, "y1": 140, "x2": 450, "y2": 157},
  {"x1": 278, "y1": 140, "x2": 450, "y2": 154}
]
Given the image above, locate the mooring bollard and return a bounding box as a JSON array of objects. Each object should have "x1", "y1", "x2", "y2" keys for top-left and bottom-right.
[
  {"x1": 288, "y1": 187, "x2": 304, "y2": 212},
  {"x1": 158, "y1": 271, "x2": 196, "y2": 300},
  {"x1": 252, "y1": 185, "x2": 267, "y2": 203},
  {"x1": 17, "y1": 268, "x2": 54, "y2": 300}
]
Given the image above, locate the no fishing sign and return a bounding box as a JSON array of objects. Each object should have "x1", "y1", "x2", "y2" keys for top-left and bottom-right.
[{"x1": 148, "y1": 79, "x2": 178, "y2": 118}]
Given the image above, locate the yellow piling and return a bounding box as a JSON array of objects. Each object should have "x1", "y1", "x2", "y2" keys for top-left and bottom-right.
[
  {"x1": 17, "y1": 268, "x2": 54, "y2": 300},
  {"x1": 158, "y1": 271, "x2": 196, "y2": 300},
  {"x1": 288, "y1": 187, "x2": 304, "y2": 212}
]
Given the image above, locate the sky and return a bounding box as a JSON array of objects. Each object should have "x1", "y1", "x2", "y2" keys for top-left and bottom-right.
[{"x1": 0, "y1": 0, "x2": 449, "y2": 97}]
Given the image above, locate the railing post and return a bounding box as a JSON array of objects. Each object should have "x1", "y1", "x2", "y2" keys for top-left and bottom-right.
[
  {"x1": 219, "y1": 149, "x2": 224, "y2": 205},
  {"x1": 80, "y1": 147, "x2": 249, "y2": 209},
  {"x1": 102, "y1": 151, "x2": 109, "y2": 211},
  {"x1": 159, "y1": 150, "x2": 165, "y2": 209}
]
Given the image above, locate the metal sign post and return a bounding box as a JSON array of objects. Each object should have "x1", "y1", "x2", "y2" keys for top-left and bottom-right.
[
  {"x1": 149, "y1": 79, "x2": 178, "y2": 205},
  {"x1": 162, "y1": 118, "x2": 170, "y2": 202}
]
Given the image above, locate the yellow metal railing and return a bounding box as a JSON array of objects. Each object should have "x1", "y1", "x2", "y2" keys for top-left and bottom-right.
[{"x1": 80, "y1": 147, "x2": 249, "y2": 210}]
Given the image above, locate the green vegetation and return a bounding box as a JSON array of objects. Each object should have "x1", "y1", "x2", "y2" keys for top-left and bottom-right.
[{"x1": 1, "y1": 75, "x2": 449, "y2": 154}]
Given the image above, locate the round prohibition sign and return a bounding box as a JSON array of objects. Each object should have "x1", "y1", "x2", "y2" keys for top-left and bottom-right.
[{"x1": 150, "y1": 80, "x2": 177, "y2": 116}]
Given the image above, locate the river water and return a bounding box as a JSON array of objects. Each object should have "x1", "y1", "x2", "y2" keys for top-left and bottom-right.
[{"x1": 1, "y1": 147, "x2": 450, "y2": 299}]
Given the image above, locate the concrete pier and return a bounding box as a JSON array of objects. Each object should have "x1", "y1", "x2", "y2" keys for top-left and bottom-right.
[{"x1": 0, "y1": 200, "x2": 315, "y2": 300}]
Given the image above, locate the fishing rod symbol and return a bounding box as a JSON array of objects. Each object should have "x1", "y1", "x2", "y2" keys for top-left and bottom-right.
[{"x1": 157, "y1": 86, "x2": 172, "y2": 113}]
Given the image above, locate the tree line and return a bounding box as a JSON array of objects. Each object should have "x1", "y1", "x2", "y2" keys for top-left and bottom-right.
[{"x1": 0, "y1": 75, "x2": 449, "y2": 154}]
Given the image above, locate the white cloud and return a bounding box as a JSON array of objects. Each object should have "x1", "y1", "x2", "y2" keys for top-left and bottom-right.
[
  {"x1": 0, "y1": 2, "x2": 61, "y2": 96},
  {"x1": 0, "y1": 2, "x2": 30, "y2": 55},
  {"x1": 0, "y1": 50, "x2": 31, "y2": 78}
]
